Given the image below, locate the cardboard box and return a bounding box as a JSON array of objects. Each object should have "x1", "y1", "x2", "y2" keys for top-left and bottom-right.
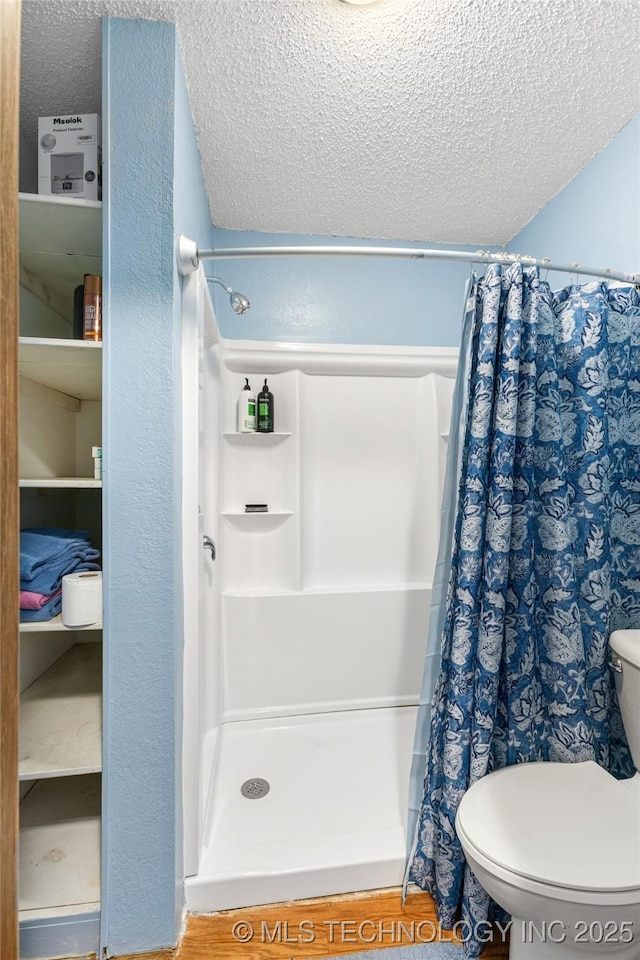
[{"x1": 38, "y1": 114, "x2": 101, "y2": 200}]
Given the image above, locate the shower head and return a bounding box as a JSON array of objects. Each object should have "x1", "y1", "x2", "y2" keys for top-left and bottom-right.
[
  {"x1": 230, "y1": 291, "x2": 251, "y2": 315},
  {"x1": 206, "y1": 276, "x2": 251, "y2": 315}
]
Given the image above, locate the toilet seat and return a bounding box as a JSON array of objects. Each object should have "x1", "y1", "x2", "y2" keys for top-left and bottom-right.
[{"x1": 456, "y1": 761, "x2": 640, "y2": 897}]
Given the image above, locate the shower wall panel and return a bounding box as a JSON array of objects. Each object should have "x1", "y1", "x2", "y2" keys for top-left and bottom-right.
[
  {"x1": 299, "y1": 374, "x2": 438, "y2": 590},
  {"x1": 217, "y1": 342, "x2": 457, "y2": 723},
  {"x1": 222, "y1": 587, "x2": 430, "y2": 719}
]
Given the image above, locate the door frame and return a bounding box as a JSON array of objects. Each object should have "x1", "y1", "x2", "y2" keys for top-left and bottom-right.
[{"x1": 0, "y1": 0, "x2": 21, "y2": 957}]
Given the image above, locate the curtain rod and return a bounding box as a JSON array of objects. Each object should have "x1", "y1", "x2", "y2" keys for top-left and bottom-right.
[{"x1": 176, "y1": 236, "x2": 640, "y2": 285}]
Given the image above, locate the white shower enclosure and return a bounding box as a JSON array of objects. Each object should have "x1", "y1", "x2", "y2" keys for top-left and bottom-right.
[{"x1": 181, "y1": 267, "x2": 458, "y2": 912}]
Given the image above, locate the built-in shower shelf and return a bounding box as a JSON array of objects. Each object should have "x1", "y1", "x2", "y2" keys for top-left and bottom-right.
[
  {"x1": 223, "y1": 432, "x2": 292, "y2": 444},
  {"x1": 222, "y1": 511, "x2": 293, "y2": 532}
]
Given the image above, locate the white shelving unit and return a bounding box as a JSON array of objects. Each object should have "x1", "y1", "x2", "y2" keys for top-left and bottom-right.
[
  {"x1": 20, "y1": 337, "x2": 102, "y2": 400},
  {"x1": 19, "y1": 337, "x2": 102, "y2": 485},
  {"x1": 20, "y1": 478, "x2": 102, "y2": 488},
  {"x1": 18, "y1": 193, "x2": 103, "y2": 926},
  {"x1": 19, "y1": 193, "x2": 101, "y2": 324},
  {"x1": 19, "y1": 645, "x2": 102, "y2": 780},
  {"x1": 19, "y1": 775, "x2": 101, "y2": 921},
  {"x1": 20, "y1": 614, "x2": 102, "y2": 634}
]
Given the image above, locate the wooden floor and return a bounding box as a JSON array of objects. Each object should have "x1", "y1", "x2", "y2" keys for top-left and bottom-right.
[
  {"x1": 61, "y1": 888, "x2": 512, "y2": 960},
  {"x1": 168, "y1": 887, "x2": 509, "y2": 960},
  {"x1": 35, "y1": 888, "x2": 511, "y2": 960}
]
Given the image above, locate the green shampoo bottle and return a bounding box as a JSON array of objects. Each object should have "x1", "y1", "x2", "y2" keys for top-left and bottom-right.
[{"x1": 257, "y1": 378, "x2": 274, "y2": 433}]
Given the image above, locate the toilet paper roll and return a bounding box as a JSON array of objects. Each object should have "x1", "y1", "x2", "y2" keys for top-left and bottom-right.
[{"x1": 61, "y1": 571, "x2": 103, "y2": 626}]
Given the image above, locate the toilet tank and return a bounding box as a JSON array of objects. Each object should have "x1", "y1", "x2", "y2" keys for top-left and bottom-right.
[{"x1": 609, "y1": 630, "x2": 640, "y2": 771}]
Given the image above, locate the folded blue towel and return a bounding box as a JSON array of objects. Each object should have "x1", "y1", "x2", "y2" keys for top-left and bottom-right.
[
  {"x1": 23, "y1": 526, "x2": 91, "y2": 542},
  {"x1": 20, "y1": 591, "x2": 63, "y2": 623},
  {"x1": 20, "y1": 529, "x2": 101, "y2": 595},
  {"x1": 21, "y1": 559, "x2": 101, "y2": 598},
  {"x1": 20, "y1": 528, "x2": 94, "y2": 579}
]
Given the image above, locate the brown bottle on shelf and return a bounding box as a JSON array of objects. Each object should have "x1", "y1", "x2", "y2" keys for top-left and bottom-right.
[{"x1": 83, "y1": 274, "x2": 102, "y2": 341}]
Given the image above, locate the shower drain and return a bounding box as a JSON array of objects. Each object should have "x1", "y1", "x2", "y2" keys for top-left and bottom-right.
[{"x1": 240, "y1": 777, "x2": 270, "y2": 799}]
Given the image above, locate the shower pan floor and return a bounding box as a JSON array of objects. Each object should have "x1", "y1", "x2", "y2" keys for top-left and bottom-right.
[{"x1": 186, "y1": 705, "x2": 418, "y2": 913}]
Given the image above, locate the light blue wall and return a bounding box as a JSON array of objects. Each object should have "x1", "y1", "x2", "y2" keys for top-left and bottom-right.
[
  {"x1": 102, "y1": 18, "x2": 212, "y2": 954},
  {"x1": 209, "y1": 229, "x2": 493, "y2": 347},
  {"x1": 174, "y1": 50, "x2": 215, "y2": 257},
  {"x1": 508, "y1": 115, "x2": 640, "y2": 284}
]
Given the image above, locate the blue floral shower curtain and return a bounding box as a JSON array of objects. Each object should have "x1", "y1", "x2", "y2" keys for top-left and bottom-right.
[{"x1": 408, "y1": 263, "x2": 638, "y2": 957}]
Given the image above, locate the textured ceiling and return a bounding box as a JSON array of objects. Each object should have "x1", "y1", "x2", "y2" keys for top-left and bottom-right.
[{"x1": 20, "y1": 0, "x2": 640, "y2": 244}]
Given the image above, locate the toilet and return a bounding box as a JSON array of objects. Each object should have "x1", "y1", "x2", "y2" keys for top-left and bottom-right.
[{"x1": 455, "y1": 630, "x2": 640, "y2": 959}]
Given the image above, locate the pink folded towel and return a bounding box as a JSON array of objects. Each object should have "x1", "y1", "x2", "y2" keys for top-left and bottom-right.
[{"x1": 20, "y1": 588, "x2": 62, "y2": 611}]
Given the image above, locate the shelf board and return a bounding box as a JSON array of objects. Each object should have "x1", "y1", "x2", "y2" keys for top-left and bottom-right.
[
  {"x1": 19, "y1": 194, "x2": 102, "y2": 256},
  {"x1": 19, "y1": 193, "x2": 101, "y2": 323},
  {"x1": 222, "y1": 510, "x2": 293, "y2": 532},
  {"x1": 19, "y1": 901, "x2": 100, "y2": 923},
  {"x1": 19, "y1": 774, "x2": 101, "y2": 915},
  {"x1": 19, "y1": 477, "x2": 102, "y2": 489},
  {"x1": 20, "y1": 614, "x2": 102, "y2": 634},
  {"x1": 223, "y1": 431, "x2": 292, "y2": 444},
  {"x1": 19, "y1": 337, "x2": 102, "y2": 401},
  {"x1": 19, "y1": 644, "x2": 102, "y2": 780}
]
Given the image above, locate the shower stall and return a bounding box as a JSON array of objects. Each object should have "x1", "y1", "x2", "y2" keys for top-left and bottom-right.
[{"x1": 181, "y1": 265, "x2": 457, "y2": 912}]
